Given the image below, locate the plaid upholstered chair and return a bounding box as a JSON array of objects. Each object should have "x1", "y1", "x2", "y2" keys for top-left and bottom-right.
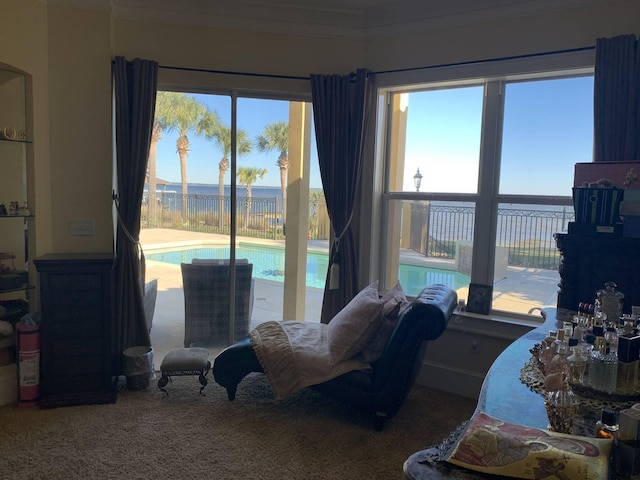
[{"x1": 180, "y1": 260, "x2": 254, "y2": 347}]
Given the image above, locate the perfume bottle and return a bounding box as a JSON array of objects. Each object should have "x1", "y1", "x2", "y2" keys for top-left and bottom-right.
[
  {"x1": 596, "y1": 408, "x2": 619, "y2": 441},
  {"x1": 567, "y1": 345, "x2": 588, "y2": 385},
  {"x1": 545, "y1": 377, "x2": 579, "y2": 434},
  {"x1": 617, "y1": 334, "x2": 640, "y2": 395},
  {"x1": 550, "y1": 329, "x2": 569, "y2": 375},
  {"x1": 539, "y1": 331, "x2": 557, "y2": 374},
  {"x1": 602, "y1": 332, "x2": 619, "y2": 394},
  {"x1": 597, "y1": 281, "x2": 625, "y2": 326},
  {"x1": 589, "y1": 336, "x2": 618, "y2": 392}
]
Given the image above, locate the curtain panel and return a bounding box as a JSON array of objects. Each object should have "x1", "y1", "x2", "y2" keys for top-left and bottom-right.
[
  {"x1": 310, "y1": 69, "x2": 375, "y2": 324},
  {"x1": 594, "y1": 34, "x2": 640, "y2": 162},
  {"x1": 112, "y1": 57, "x2": 158, "y2": 374}
]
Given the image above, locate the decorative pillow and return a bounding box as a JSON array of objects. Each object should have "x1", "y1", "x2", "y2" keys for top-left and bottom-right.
[
  {"x1": 327, "y1": 281, "x2": 385, "y2": 366},
  {"x1": 445, "y1": 412, "x2": 612, "y2": 479},
  {"x1": 360, "y1": 282, "x2": 410, "y2": 363}
]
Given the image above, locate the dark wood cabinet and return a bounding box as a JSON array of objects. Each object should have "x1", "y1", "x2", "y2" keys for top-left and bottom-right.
[
  {"x1": 34, "y1": 253, "x2": 117, "y2": 408},
  {"x1": 554, "y1": 233, "x2": 640, "y2": 316}
]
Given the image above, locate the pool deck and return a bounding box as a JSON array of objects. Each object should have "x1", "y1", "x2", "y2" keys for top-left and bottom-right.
[{"x1": 140, "y1": 228, "x2": 559, "y2": 368}]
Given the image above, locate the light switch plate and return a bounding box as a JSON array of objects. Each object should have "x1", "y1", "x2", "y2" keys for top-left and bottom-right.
[{"x1": 70, "y1": 219, "x2": 95, "y2": 236}]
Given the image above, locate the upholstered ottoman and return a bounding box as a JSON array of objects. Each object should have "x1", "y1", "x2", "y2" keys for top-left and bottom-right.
[{"x1": 158, "y1": 347, "x2": 211, "y2": 396}]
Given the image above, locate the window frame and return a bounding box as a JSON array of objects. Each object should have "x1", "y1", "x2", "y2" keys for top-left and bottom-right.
[
  {"x1": 371, "y1": 50, "x2": 595, "y2": 320},
  {"x1": 155, "y1": 71, "x2": 316, "y2": 323}
]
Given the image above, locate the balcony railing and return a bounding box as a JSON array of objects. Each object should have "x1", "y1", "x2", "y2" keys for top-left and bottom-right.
[
  {"x1": 409, "y1": 202, "x2": 574, "y2": 270},
  {"x1": 142, "y1": 193, "x2": 573, "y2": 270}
]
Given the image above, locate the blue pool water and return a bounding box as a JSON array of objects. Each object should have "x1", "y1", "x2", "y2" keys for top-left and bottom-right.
[{"x1": 146, "y1": 244, "x2": 469, "y2": 294}]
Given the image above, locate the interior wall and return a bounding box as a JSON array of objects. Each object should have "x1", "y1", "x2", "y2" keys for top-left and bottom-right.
[
  {"x1": 0, "y1": 0, "x2": 52, "y2": 265},
  {"x1": 364, "y1": 0, "x2": 640, "y2": 71},
  {"x1": 113, "y1": 19, "x2": 365, "y2": 78},
  {"x1": 47, "y1": 5, "x2": 113, "y2": 253}
]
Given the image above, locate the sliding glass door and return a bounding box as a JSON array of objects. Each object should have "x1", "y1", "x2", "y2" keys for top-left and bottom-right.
[{"x1": 143, "y1": 89, "x2": 320, "y2": 361}]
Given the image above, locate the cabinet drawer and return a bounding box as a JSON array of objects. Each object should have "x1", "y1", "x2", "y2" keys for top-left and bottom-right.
[
  {"x1": 46, "y1": 321, "x2": 103, "y2": 338},
  {"x1": 46, "y1": 304, "x2": 103, "y2": 323},
  {"x1": 48, "y1": 355, "x2": 104, "y2": 375},
  {"x1": 41, "y1": 373, "x2": 108, "y2": 395},
  {"x1": 47, "y1": 337, "x2": 103, "y2": 356},
  {"x1": 47, "y1": 274, "x2": 102, "y2": 292},
  {"x1": 49, "y1": 289, "x2": 101, "y2": 307}
]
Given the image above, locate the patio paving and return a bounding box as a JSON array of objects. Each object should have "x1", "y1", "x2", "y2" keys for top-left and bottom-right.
[{"x1": 139, "y1": 228, "x2": 559, "y2": 369}]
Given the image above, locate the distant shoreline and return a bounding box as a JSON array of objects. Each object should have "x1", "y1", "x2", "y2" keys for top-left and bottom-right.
[{"x1": 148, "y1": 182, "x2": 323, "y2": 197}]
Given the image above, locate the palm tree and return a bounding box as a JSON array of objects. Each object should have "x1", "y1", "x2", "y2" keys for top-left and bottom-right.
[
  {"x1": 147, "y1": 91, "x2": 175, "y2": 225},
  {"x1": 162, "y1": 92, "x2": 209, "y2": 223},
  {"x1": 256, "y1": 121, "x2": 289, "y2": 223},
  {"x1": 308, "y1": 189, "x2": 326, "y2": 239},
  {"x1": 237, "y1": 166, "x2": 268, "y2": 229},
  {"x1": 198, "y1": 120, "x2": 252, "y2": 229}
]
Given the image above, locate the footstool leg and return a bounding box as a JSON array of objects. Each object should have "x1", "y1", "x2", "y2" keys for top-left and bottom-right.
[
  {"x1": 198, "y1": 361, "x2": 211, "y2": 395},
  {"x1": 158, "y1": 372, "x2": 170, "y2": 396}
]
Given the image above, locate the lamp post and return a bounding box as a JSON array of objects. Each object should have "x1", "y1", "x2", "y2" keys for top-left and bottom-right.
[{"x1": 413, "y1": 168, "x2": 423, "y2": 192}]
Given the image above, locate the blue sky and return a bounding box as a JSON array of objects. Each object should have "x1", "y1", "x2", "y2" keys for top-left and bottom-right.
[
  {"x1": 155, "y1": 94, "x2": 323, "y2": 189},
  {"x1": 402, "y1": 75, "x2": 594, "y2": 195},
  {"x1": 155, "y1": 74, "x2": 594, "y2": 196}
]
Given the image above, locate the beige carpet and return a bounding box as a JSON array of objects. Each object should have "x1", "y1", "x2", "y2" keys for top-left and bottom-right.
[{"x1": 0, "y1": 374, "x2": 476, "y2": 480}]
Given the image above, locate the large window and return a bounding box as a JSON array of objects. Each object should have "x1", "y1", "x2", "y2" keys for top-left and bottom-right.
[{"x1": 378, "y1": 58, "x2": 594, "y2": 318}]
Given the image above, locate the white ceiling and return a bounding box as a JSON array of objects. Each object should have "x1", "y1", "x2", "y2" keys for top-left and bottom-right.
[{"x1": 49, "y1": 0, "x2": 620, "y2": 39}]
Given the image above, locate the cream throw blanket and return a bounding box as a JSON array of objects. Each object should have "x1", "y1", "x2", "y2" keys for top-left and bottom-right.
[{"x1": 249, "y1": 320, "x2": 371, "y2": 400}]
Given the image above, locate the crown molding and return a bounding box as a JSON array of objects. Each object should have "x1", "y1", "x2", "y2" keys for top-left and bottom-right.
[{"x1": 43, "y1": 0, "x2": 625, "y2": 40}]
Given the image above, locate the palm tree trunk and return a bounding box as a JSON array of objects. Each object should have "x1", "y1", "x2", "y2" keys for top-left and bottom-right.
[
  {"x1": 179, "y1": 152, "x2": 188, "y2": 224},
  {"x1": 279, "y1": 166, "x2": 287, "y2": 224},
  {"x1": 218, "y1": 170, "x2": 225, "y2": 230},
  {"x1": 148, "y1": 138, "x2": 158, "y2": 225}
]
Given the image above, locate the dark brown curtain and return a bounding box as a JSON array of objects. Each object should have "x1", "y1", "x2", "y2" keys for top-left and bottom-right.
[
  {"x1": 112, "y1": 56, "x2": 158, "y2": 374},
  {"x1": 310, "y1": 68, "x2": 375, "y2": 324},
  {"x1": 594, "y1": 34, "x2": 640, "y2": 162}
]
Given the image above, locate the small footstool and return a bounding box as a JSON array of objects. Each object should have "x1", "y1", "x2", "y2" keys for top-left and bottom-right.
[{"x1": 158, "y1": 347, "x2": 211, "y2": 396}]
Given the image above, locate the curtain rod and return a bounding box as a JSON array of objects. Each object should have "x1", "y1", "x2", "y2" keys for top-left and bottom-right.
[
  {"x1": 155, "y1": 44, "x2": 595, "y2": 80},
  {"x1": 374, "y1": 45, "x2": 596, "y2": 76},
  {"x1": 159, "y1": 64, "x2": 309, "y2": 81}
]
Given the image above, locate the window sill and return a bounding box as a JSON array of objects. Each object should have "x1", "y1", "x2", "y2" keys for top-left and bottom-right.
[{"x1": 448, "y1": 309, "x2": 544, "y2": 341}]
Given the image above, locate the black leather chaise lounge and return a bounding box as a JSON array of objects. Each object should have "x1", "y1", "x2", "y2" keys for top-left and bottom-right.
[{"x1": 213, "y1": 284, "x2": 457, "y2": 431}]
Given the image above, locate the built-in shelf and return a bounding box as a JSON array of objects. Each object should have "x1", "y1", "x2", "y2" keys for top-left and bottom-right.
[{"x1": 0, "y1": 63, "x2": 34, "y2": 322}]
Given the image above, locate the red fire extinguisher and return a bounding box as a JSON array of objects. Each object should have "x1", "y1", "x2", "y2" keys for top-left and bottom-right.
[{"x1": 16, "y1": 313, "x2": 40, "y2": 408}]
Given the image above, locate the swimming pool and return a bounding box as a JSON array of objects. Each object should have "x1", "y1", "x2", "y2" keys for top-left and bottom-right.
[{"x1": 146, "y1": 244, "x2": 469, "y2": 294}]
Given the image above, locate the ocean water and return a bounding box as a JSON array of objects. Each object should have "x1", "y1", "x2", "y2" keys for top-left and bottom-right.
[{"x1": 157, "y1": 183, "x2": 284, "y2": 198}]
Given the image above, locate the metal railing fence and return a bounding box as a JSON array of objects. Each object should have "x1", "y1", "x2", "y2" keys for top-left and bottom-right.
[
  {"x1": 142, "y1": 193, "x2": 574, "y2": 270},
  {"x1": 413, "y1": 203, "x2": 574, "y2": 270}
]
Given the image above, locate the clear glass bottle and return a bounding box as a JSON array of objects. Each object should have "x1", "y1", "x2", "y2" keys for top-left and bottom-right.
[
  {"x1": 567, "y1": 345, "x2": 588, "y2": 385},
  {"x1": 597, "y1": 281, "x2": 625, "y2": 326},
  {"x1": 539, "y1": 331, "x2": 557, "y2": 374},
  {"x1": 589, "y1": 336, "x2": 606, "y2": 390},
  {"x1": 592, "y1": 305, "x2": 606, "y2": 337},
  {"x1": 550, "y1": 330, "x2": 569, "y2": 375},
  {"x1": 602, "y1": 344, "x2": 619, "y2": 394},
  {"x1": 545, "y1": 379, "x2": 579, "y2": 434}
]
